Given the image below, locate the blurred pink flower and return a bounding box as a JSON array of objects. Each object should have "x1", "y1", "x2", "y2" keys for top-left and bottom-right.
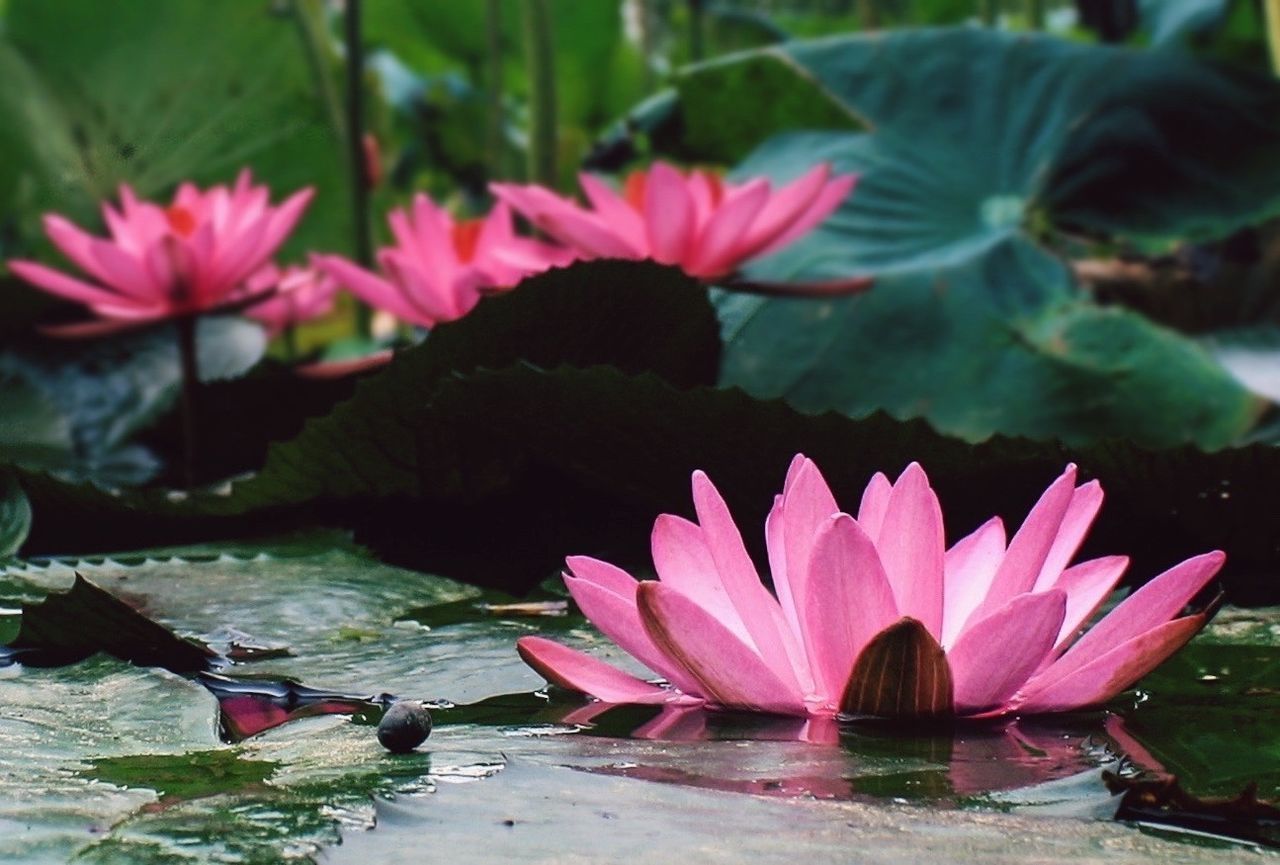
[
  {"x1": 491, "y1": 161, "x2": 857, "y2": 281},
  {"x1": 244, "y1": 264, "x2": 339, "y2": 335},
  {"x1": 313, "y1": 194, "x2": 572, "y2": 329},
  {"x1": 7, "y1": 170, "x2": 314, "y2": 324},
  {"x1": 518, "y1": 457, "x2": 1223, "y2": 720}
]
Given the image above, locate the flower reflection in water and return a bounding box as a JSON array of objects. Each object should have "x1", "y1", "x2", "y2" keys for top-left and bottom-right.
[{"x1": 538, "y1": 698, "x2": 1162, "y2": 803}]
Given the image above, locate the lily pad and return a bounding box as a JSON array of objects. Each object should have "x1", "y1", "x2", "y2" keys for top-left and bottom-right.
[{"x1": 1, "y1": 539, "x2": 1274, "y2": 861}]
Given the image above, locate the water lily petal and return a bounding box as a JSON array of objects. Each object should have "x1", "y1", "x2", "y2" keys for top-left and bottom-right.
[
  {"x1": 690, "y1": 471, "x2": 807, "y2": 693},
  {"x1": 770, "y1": 455, "x2": 839, "y2": 649},
  {"x1": 650, "y1": 514, "x2": 750, "y2": 643},
  {"x1": 1034, "y1": 480, "x2": 1104, "y2": 591},
  {"x1": 941, "y1": 516, "x2": 1006, "y2": 648},
  {"x1": 686, "y1": 178, "x2": 771, "y2": 278},
  {"x1": 637, "y1": 582, "x2": 807, "y2": 715},
  {"x1": 643, "y1": 162, "x2": 695, "y2": 267},
  {"x1": 578, "y1": 173, "x2": 647, "y2": 255},
  {"x1": 856, "y1": 471, "x2": 892, "y2": 543},
  {"x1": 877, "y1": 463, "x2": 945, "y2": 638},
  {"x1": 1015, "y1": 614, "x2": 1208, "y2": 713},
  {"x1": 1030, "y1": 551, "x2": 1224, "y2": 692},
  {"x1": 801, "y1": 514, "x2": 898, "y2": 704},
  {"x1": 754, "y1": 172, "x2": 857, "y2": 258},
  {"x1": 516, "y1": 636, "x2": 680, "y2": 704},
  {"x1": 966, "y1": 465, "x2": 1076, "y2": 629},
  {"x1": 948, "y1": 589, "x2": 1066, "y2": 714},
  {"x1": 1046, "y1": 555, "x2": 1129, "y2": 654},
  {"x1": 7, "y1": 260, "x2": 129, "y2": 308}
]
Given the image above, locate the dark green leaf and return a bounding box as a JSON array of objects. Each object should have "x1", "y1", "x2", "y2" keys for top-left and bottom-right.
[
  {"x1": 0, "y1": 472, "x2": 31, "y2": 558},
  {"x1": 719, "y1": 241, "x2": 1258, "y2": 449},
  {"x1": 5, "y1": 573, "x2": 216, "y2": 672}
]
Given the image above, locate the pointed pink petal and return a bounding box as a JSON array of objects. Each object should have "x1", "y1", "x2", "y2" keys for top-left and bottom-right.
[
  {"x1": 754, "y1": 172, "x2": 857, "y2": 257},
  {"x1": 89, "y1": 238, "x2": 162, "y2": 299},
  {"x1": 7, "y1": 259, "x2": 129, "y2": 308},
  {"x1": 686, "y1": 179, "x2": 771, "y2": 278},
  {"x1": 801, "y1": 514, "x2": 898, "y2": 705},
  {"x1": 941, "y1": 516, "x2": 1007, "y2": 648},
  {"x1": 736, "y1": 164, "x2": 831, "y2": 257},
  {"x1": 1034, "y1": 481, "x2": 1104, "y2": 591},
  {"x1": 577, "y1": 173, "x2": 646, "y2": 255},
  {"x1": 1021, "y1": 550, "x2": 1223, "y2": 697},
  {"x1": 1047, "y1": 555, "x2": 1129, "y2": 653},
  {"x1": 689, "y1": 471, "x2": 807, "y2": 694},
  {"x1": 876, "y1": 463, "x2": 946, "y2": 638},
  {"x1": 563, "y1": 572, "x2": 705, "y2": 698},
  {"x1": 315, "y1": 254, "x2": 430, "y2": 326},
  {"x1": 770, "y1": 456, "x2": 839, "y2": 649},
  {"x1": 636, "y1": 582, "x2": 806, "y2": 715},
  {"x1": 856, "y1": 471, "x2": 892, "y2": 543},
  {"x1": 642, "y1": 162, "x2": 695, "y2": 268},
  {"x1": 516, "y1": 636, "x2": 677, "y2": 704},
  {"x1": 948, "y1": 590, "x2": 1066, "y2": 713},
  {"x1": 540, "y1": 209, "x2": 638, "y2": 259},
  {"x1": 650, "y1": 514, "x2": 750, "y2": 642},
  {"x1": 966, "y1": 465, "x2": 1077, "y2": 629},
  {"x1": 563, "y1": 555, "x2": 638, "y2": 597},
  {"x1": 43, "y1": 215, "x2": 119, "y2": 287},
  {"x1": 1016, "y1": 614, "x2": 1208, "y2": 713}
]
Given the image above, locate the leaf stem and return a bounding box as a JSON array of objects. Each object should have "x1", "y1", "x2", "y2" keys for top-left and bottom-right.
[
  {"x1": 343, "y1": 0, "x2": 375, "y2": 338},
  {"x1": 688, "y1": 0, "x2": 706, "y2": 62},
  {"x1": 176, "y1": 315, "x2": 199, "y2": 488},
  {"x1": 522, "y1": 0, "x2": 557, "y2": 187},
  {"x1": 485, "y1": 0, "x2": 506, "y2": 180}
]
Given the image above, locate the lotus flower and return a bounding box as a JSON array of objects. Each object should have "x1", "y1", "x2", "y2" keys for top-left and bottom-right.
[
  {"x1": 518, "y1": 456, "x2": 1224, "y2": 720},
  {"x1": 490, "y1": 161, "x2": 858, "y2": 283},
  {"x1": 7, "y1": 170, "x2": 314, "y2": 325},
  {"x1": 243, "y1": 264, "x2": 339, "y2": 335},
  {"x1": 313, "y1": 194, "x2": 572, "y2": 329}
]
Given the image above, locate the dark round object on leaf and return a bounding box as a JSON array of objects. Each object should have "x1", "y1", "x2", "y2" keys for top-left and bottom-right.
[{"x1": 377, "y1": 700, "x2": 432, "y2": 753}]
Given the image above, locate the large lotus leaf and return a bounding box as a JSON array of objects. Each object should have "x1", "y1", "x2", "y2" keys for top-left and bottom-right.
[
  {"x1": 0, "y1": 0, "x2": 350, "y2": 257},
  {"x1": 718, "y1": 239, "x2": 1258, "y2": 449},
  {"x1": 676, "y1": 28, "x2": 1280, "y2": 275}
]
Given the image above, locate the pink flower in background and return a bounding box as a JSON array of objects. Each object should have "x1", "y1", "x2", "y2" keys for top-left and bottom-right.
[
  {"x1": 243, "y1": 264, "x2": 339, "y2": 335},
  {"x1": 313, "y1": 194, "x2": 572, "y2": 329},
  {"x1": 7, "y1": 170, "x2": 314, "y2": 324},
  {"x1": 518, "y1": 456, "x2": 1224, "y2": 720},
  {"x1": 491, "y1": 161, "x2": 857, "y2": 281}
]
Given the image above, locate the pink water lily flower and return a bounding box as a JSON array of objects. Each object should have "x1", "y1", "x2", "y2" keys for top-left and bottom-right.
[
  {"x1": 244, "y1": 264, "x2": 339, "y2": 335},
  {"x1": 7, "y1": 170, "x2": 314, "y2": 325},
  {"x1": 518, "y1": 456, "x2": 1224, "y2": 720},
  {"x1": 313, "y1": 194, "x2": 573, "y2": 329},
  {"x1": 490, "y1": 161, "x2": 858, "y2": 283}
]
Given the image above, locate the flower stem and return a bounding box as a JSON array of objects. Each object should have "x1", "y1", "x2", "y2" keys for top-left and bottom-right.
[
  {"x1": 522, "y1": 0, "x2": 557, "y2": 188},
  {"x1": 1266, "y1": 0, "x2": 1280, "y2": 76},
  {"x1": 176, "y1": 316, "x2": 200, "y2": 489},
  {"x1": 485, "y1": 0, "x2": 506, "y2": 180},
  {"x1": 688, "y1": 0, "x2": 706, "y2": 63},
  {"x1": 343, "y1": 0, "x2": 375, "y2": 339},
  {"x1": 1025, "y1": 0, "x2": 1044, "y2": 30}
]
